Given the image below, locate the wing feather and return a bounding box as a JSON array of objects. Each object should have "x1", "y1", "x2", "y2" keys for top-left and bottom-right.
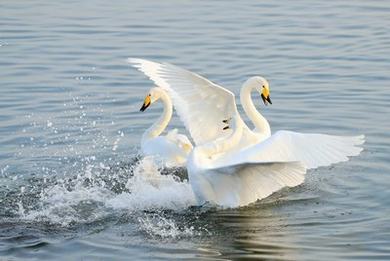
[
  {"x1": 213, "y1": 131, "x2": 364, "y2": 169},
  {"x1": 200, "y1": 161, "x2": 306, "y2": 207},
  {"x1": 128, "y1": 58, "x2": 239, "y2": 145}
]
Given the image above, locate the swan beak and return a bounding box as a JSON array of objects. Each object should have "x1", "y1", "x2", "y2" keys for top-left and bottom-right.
[
  {"x1": 140, "y1": 95, "x2": 151, "y2": 111},
  {"x1": 261, "y1": 93, "x2": 272, "y2": 105},
  {"x1": 261, "y1": 87, "x2": 272, "y2": 105}
]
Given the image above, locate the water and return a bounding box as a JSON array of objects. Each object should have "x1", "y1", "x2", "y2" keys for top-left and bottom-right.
[{"x1": 1, "y1": 0, "x2": 390, "y2": 259}]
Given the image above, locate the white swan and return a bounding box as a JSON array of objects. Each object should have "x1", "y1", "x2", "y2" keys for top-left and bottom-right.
[
  {"x1": 128, "y1": 58, "x2": 272, "y2": 152},
  {"x1": 129, "y1": 58, "x2": 365, "y2": 207},
  {"x1": 188, "y1": 114, "x2": 307, "y2": 207},
  {"x1": 139, "y1": 87, "x2": 193, "y2": 167}
]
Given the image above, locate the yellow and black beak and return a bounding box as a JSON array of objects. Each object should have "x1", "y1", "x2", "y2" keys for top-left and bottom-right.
[
  {"x1": 140, "y1": 95, "x2": 151, "y2": 112},
  {"x1": 261, "y1": 88, "x2": 272, "y2": 106},
  {"x1": 261, "y1": 93, "x2": 272, "y2": 105}
]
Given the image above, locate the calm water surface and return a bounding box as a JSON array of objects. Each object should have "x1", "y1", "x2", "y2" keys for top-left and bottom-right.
[{"x1": 1, "y1": 0, "x2": 390, "y2": 260}]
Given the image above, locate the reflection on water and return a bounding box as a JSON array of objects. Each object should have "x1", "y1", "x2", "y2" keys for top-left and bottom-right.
[
  {"x1": 201, "y1": 204, "x2": 300, "y2": 260},
  {"x1": 1, "y1": 0, "x2": 390, "y2": 260}
]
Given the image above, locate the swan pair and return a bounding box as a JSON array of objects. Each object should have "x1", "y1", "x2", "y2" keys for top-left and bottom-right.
[{"x1": 131, "y1": 58, "x2": 364, "y2": 207}]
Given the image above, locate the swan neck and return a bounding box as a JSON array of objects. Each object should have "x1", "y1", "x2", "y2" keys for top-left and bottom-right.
[
  {"x1": 142, "y1": 92, "x2": 172, "y2": 142},
  {"x1": 240, "y1": 82, "x2": 270, "y2": 136}
]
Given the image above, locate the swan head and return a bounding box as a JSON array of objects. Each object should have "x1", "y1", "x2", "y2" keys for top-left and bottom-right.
[
  {"x1": 140, "y1": 87, "x2": 164, "y2": 111},
  {"x1": 246, "y1": 76, "x2": 272, "y2": 106}
]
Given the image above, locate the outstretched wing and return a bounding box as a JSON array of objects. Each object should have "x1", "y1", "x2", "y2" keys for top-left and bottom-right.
[
  {"x1": 202, "y1": 161, "x2": 306, "y2": 207},
  {"x1": 128, "y1": 58, "x2": 239, "y2": 145},
  {"x1": 213, "y1": 131, "x2": 365, "y2": 169}
]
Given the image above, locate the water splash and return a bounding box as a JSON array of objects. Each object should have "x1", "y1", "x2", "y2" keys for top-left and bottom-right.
[
  {"x1": 12, "y1": 157, "x2": 196, "y2": 227},
  {"x1": 0, "y1": 91, "x2": 202, "y2": 238},
  {"x1": 106, "y1": 157, "x2": 196, "y2": 211}
]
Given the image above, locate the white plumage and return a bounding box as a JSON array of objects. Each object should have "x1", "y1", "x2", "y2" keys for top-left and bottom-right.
[
  {"x1": 128, "y1": 58, "x2": 272, "y2": 150},
  {"x1": 191, "y1": 161, "x2": 306, "y2": 207},
  {"x1": 212, "y1": 131, "x2": 365, "y2": 170},
  {"x1": 130, "y1": 58, "x2": 365, "y2": 208},
  {"x1": 139, "y1": 87, "x2": 193, "y2": 167}
]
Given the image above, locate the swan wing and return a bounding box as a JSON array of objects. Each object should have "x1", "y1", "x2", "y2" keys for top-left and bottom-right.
[
  {"x1": 216, "y1": 131, "x2": 365, "y2": 169},
  {"x1": 128, "y1": 58, "x2": 239, "y2": 145},
  {"x1": 200, "y1": 161, "x2": 306, "y2": 207}
]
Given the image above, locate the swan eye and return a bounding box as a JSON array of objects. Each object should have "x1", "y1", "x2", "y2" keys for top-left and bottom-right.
[{"x1": 262, "y1": 85, "x2": 265, "y2": 88}]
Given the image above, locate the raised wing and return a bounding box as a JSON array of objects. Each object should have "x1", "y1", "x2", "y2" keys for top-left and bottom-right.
[
  {"x1": 214, "y1": 131, "x2": 365, "y2": 169},
  {"x1": 201, "y1": 161, "x2": 306, "y2": 207},
  {"x1": 128, "y1": 58, "x2": 238, "y2": 145}
]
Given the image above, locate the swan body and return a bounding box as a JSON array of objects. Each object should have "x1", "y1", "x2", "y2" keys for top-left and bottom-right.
[
  {"x1": 187, "y1": 115, "x2": 307, "y2": 207},
  {"x1": 140, "y1": 87, "x2": 193, "y2": 167},
  {"x1": 130, "y1": 58, "x2": 365, "y2": 207}
]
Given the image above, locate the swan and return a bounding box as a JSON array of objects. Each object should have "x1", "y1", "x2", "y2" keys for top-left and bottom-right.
[
  {"x1": 129, "y1": 58, "x2": 365, "y2": 207},
  {"x1": 187, "y1": 114, "x2": 307, "y2": 207},
  {"x1": 128, "y1": 58, "x2": 273, "y2": 153},
  {"x1": 139, "y1": 87, "x2": 193, "y2": 167},
  {"x1": 190, "y1": 114, "x2": 363, "y2": 207}
]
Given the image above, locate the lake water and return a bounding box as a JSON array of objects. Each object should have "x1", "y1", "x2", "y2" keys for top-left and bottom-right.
[{"x1": 1, "y1": 0, "x2": 390, "y2": 260}]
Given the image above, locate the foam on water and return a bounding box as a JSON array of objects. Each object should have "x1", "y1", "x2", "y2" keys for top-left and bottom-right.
[
  {"x1": 106, "y1": 157, "x2": 196, "y2": 211},
  {"x1": 16, "y1": 157, "x2": 196, "y2": 227}
]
